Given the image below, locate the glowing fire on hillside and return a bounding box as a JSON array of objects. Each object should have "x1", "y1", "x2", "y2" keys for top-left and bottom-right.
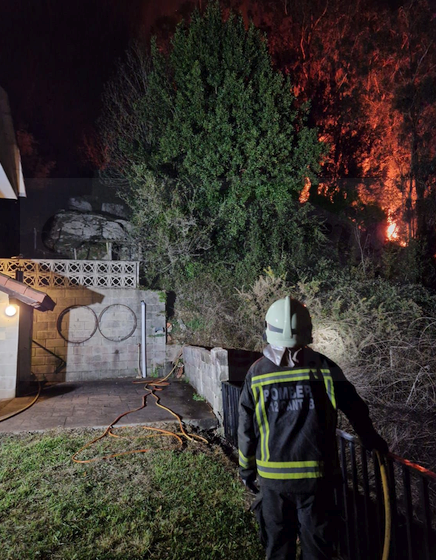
[
  {"x1": 387, "y1": 217, "x2": 398, "y2": 241},
  {"x1": 300, "y1": 176, "x2": 408, "y2": 247},
  {"x1": 386, "y1": 212, "x2": 407, "y2": 246}
]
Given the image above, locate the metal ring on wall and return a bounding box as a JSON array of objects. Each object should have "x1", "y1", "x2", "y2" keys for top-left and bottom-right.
[
  {"x1": 98, "y1": 303, "x2": 138, "y2": 342},
  {"x1": 57, "y1": 305, "x2": 98, "y2": 344}
]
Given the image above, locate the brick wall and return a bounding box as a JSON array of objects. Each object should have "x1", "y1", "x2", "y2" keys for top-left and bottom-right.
[{"x1": 32, "y1": 288, "x2": 166, "y2": 382}]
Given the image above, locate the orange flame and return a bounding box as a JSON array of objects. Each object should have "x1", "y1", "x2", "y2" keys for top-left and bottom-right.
[
  {"x1": 299, "y1": 177, "x2": 311, "y2": 203},
  {"x1": 386, "y1": 212, "x2": 408, "y2": 246},
  {"x1": 387, "y1": 220, "x2": 398, "y2": 240}
]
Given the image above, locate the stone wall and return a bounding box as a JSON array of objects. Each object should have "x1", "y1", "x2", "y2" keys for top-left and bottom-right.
[
  {"x1": 32, "y1": 287, "x2": 166, "y2": 382},
  {"x1": 0, "y1": 292, "x2": 19, "y2": 399}
]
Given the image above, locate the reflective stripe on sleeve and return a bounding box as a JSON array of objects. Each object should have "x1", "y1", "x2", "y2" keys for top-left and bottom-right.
[
  {"x1": 321, "y1": 371, "x2": 336, "y2": 409},
  {"x1": 239, "y1": 449, "x2": 256, "y2": 469}
]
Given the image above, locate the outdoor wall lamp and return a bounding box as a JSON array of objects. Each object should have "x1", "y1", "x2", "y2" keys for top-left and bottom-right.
[{"x1": 5, "y1": 303, "x2": 18, "y2": 317}]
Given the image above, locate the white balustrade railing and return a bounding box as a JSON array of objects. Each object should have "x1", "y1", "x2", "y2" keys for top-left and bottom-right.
[{"x1": 0, "y1": 259, "x2": 140, "y2": 289}]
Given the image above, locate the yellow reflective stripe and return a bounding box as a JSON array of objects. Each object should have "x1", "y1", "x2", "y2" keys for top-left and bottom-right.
[
  {"x1": 252, "y1": 375, "x2": 311, "y2": 389},
  {"x1": 252, "y1": 369, "x2": 313, "y2": 383},
  {"x1": 321, "y1": 370, "x2": 336, "y2": 409},
  {"x1": 256, "y1": 459, "x2": 324, "y2": 480},
  {"x1": 256, "y1": 459, "x2": 320, "y2": 468},
  {"x1": 327, "y1": 377, "x2": 336, "y2": 408},
  {"x1": 259, "y1": 471, "x2": 323, "y2": 480},
  {"x1": 254, "y1": 386, "x2": 265, "y2": 460},
  {"x1": 263, "y1": 389, "x2": 270, "y2": 461},
  {"x1": 254, "y1": 385, "x2": 270, "y2": 462},
  {"x1": 238, "y1": 449, "x2": 255, "y2": 468},
  {"x1": 252, "y1": 368, "x2": 314, "y2": 381},
  {"x1": 251, "y1": 368, "x2": 333, "y2": 389}
]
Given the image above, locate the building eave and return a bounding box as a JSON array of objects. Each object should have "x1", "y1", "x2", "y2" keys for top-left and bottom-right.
[{"x1": 0, "y1": 273, "x2": 56, "y2": 312}]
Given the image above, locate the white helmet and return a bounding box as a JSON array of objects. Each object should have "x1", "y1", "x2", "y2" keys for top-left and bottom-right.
[{"x1": 265, "y1": 296, "x2": 313, "y2": 348}]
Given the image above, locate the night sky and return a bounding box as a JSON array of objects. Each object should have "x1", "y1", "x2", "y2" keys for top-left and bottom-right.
[
  {"x1": 0, "y1": 0, "x2": 196, "y2": 257},
  {"x1": 1, "y1": 0, "x2": 432, "y2": 178},
  {"x1": 0, "y1": 0, "x2": 191, "y2": 178}
]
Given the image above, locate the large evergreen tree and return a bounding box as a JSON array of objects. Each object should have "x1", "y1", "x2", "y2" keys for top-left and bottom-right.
[{"x1": 100, "y1": 1, "x2": 325, "y2": 286}]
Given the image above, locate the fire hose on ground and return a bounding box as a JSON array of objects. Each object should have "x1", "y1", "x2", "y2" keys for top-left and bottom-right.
[
  {"x1": 71, "y1": 356, "x2": 208, "y2": 463},
  {"x1": 0, "y1": 380, "x2": 42, "y2": 423}
]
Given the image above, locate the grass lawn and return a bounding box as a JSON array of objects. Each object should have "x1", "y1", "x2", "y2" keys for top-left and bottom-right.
[{"x1": 0, "y1": 426, "x2": 264, "y2": 560}]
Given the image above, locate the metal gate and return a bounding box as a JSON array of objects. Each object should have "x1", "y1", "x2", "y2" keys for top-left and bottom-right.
[{"x1": 222, "y1": 381, "x2": 242, "y2": 447}]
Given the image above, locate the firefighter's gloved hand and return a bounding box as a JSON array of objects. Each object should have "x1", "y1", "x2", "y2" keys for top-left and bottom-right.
[
  {"x1": 245, "y1": 480, "x2": 260, "y2": 495},
  {"x1": 242, "y1": 474, "x2": 259, "y2": 494},
  {"x1": 361, "y1": 432, "x2": 389, "y2": 454},
  {"x1": 372, "y1": 434, "x2": 389, "y2": 454},
  {"x1": 240, "y1": 465, "x2": 259, "y2": 492}
]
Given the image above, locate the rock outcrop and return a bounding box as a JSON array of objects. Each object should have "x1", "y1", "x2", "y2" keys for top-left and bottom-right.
[{"x1": 42, "y1": 210, "x2": 138, "y2": 260}]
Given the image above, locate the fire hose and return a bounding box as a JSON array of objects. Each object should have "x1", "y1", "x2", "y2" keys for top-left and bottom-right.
[
  {"x1": 376, "y1": 450, "x2": 392, "y2": 560},
  {"x1": 0, "y1": 380, "x2": 42, "y2": 423},
  {"x1": 72, "y1": 357, "x2": 208, "y2": 463}
]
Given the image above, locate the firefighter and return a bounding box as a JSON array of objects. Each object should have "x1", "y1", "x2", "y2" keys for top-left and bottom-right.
[{"x1": 238, "y1": 296, "x2": 388, "y2": 560}]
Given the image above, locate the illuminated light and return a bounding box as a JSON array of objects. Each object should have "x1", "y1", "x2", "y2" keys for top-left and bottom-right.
[{"x1": 5, "y1": 304, "x2": 18, "y2": 317}]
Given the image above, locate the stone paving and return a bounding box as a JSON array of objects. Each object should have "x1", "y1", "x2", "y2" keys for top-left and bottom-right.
[{"x1": 0, "y1": 377, "x2": 217, "y2": 433}]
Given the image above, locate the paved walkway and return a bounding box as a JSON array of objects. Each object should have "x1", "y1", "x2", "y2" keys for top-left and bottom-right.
[{"x1": 0, "y1": 377, "x2": 217, "y2": 433}]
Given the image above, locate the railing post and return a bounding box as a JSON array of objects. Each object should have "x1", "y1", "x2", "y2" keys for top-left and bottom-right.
[
  {"x1": 420, "y1": 477, "x2": 432, "y2": 560},
  {"x1": 222, "y1": 382, "x2": 241, "y2": 448},
  {"x1": 360, "y1": 446, "x2": 371, "y2": 559},
  {"x1": 349, "y1": 440, "x2": 361, "y2": 560},
  {"x1": 340, "y1": 436, "x2": 353, "y2": 557},
  {"x1": 402, "y1": 466, "x2": 414, "y2": 560},
  {"x1": 373, "y1": 450, "x2": 384, "y2": 554}
]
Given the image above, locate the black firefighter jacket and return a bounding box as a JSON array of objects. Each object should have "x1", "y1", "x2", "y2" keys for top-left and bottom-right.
[{"x1": 238, "y1": 346, "x2": 386, "y2": 493}]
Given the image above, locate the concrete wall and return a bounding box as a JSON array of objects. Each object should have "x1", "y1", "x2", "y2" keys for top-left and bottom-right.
[
  {"x1": 0, "y1": 292, "x2": 19, "y2": 399},
  {"x1": 32, "y1": 288, "x2": 166, "y2": 382},
  {"x1": 182, "y1": 346, "x2": 229, "y2": 423},
  {"x1": 182, "y1": 346, "x2": 262, "y2": 426}
]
